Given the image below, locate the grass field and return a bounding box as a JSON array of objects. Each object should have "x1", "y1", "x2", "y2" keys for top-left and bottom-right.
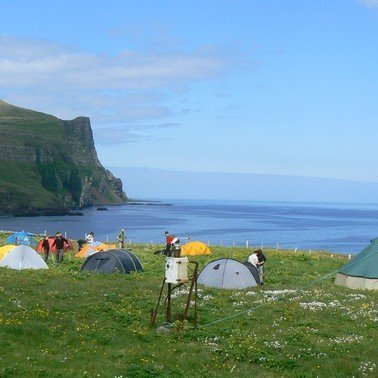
[{"x1": 0, "y1": 233, "x2": 377, "y2": 377}]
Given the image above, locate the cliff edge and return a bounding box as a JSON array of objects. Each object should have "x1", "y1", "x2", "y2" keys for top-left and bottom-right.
[{"x1": 0, "y1": 100, "x2": 127, "y2": 215}]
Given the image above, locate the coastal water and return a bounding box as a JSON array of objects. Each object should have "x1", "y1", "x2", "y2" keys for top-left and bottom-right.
[{"x1": 1, "y1": 199, "x2": 378, "y2": 254}]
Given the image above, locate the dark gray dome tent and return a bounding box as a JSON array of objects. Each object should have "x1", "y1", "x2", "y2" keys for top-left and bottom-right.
[
  {"x1": 198, "y1": 258, "x2": 260, "y2": 289},
  {"x1": 80, "y1": 249, "x2": 143, "y2": 274}
]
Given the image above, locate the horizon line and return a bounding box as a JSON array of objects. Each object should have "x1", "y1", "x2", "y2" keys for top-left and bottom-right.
[{"x1": 108, "y1": 165, "x2": 378, "y2": 185}]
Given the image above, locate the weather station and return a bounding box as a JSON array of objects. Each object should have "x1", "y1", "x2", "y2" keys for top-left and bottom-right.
[{"x1": 151, "y1": 244, "x2": 199, "y2": 327}]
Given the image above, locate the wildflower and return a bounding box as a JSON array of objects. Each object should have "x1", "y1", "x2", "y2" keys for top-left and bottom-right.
[
  {"x1": 331, "y1": 334, "x2": 363, "y2": 344},
  {"x1": 358, "y1": 361, "x2": 376, "y2": 376},
  {"x1": 299, "y1": 301, "x2": 327, "y2": 311}
]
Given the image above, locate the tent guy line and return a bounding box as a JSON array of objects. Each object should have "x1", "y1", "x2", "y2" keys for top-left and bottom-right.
[
  {"x1": 200, "y1": 270, "x2": 338, "y2": 328},
  {"x1": 200, "y1": 247, "x2": 378, "y2": 328}
]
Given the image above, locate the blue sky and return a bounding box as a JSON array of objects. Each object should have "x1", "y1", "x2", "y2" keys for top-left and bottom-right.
[{"x1": 2, "y1": 0, "x2": 378, "y2": 199}]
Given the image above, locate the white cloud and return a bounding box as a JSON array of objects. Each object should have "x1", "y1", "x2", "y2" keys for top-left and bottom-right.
[
  {"x1": 0, "y1": 35, "x2": 251, "y2": 144},
  {"x1": 359, "y1": 0, "x2": 378, "y2": 9},
  {"x1": 2, "y1": 89, "x2": 173, "y2": 125},
  {"x1": 0, "y1": 36, "x2": 227, "y2": 91},
  {"x1": 94, "y1": 122, "x2": 179, "y2": 145},
  {"x1": 94, "y1": 130, "x2": 147, "y2": 145}
]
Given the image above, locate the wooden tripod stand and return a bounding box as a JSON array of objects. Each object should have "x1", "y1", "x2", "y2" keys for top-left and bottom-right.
[{"x1": 151, "y1": 260, "x2": 199, "y2": 327}]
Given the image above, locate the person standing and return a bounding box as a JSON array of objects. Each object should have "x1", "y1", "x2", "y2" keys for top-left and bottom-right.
[
  {"x1": 51, "y1": 232, "x2": 69, "y2": 263},
  {"x1": 248, "y1": 249, "x2": 259, "y2": 267},
  {"x1": 86, "y1": 232, "x2": 94, "y2": 244},
  {"x1": 41, "y1": 235, "x2": 50, "y2": 262},
  {"x1": 164, "y1": 231, "x2": 175, "y2": 255},
  {"x1": 256, "y1": 249, "x2": 266, "y2": 284},
  {"x1": 117, "y1": 229, "x2": 126, "y2": 248}
]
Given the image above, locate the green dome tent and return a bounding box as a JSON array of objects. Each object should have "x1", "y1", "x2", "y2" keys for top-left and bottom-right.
[{"x1": 334, "y1": 238, "x2": 378, "y2": 290}]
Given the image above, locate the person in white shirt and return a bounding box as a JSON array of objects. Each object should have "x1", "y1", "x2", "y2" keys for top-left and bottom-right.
[
  {"x1": 248, "y1": 250, "x2": 259, "y2": 267},
  {"x1": 86, "y1": 232, "x2": 94, "y2": 243}
]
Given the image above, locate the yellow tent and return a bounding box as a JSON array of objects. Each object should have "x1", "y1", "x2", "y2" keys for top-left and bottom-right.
[
  {"x1": 181, "y1": 241, "x2": 211, "y2": 256},
  {"x1": 0, "y1": 245, "x2": 18, "y2": 260},
  {"x1": 75, "y1": 243, "x2": 116, "y2": 258}
]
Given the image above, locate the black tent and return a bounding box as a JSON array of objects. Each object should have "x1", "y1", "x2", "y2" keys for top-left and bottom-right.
[
  {"x1": 80, "y1": 249, "x2": 143, "y2": 274},
  {"x1": 243, "y1": 262, "x2": 261, "y2": 284}
]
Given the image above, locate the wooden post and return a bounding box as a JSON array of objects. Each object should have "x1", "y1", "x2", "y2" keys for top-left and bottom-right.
[
  {"x1": 184, "y1": 262, "x2": 198, "y2": 319},
  {"x1": 151, "y1": 277, "x2": 166, "y2": 325},
  {"x1": 166, "y1": 283, "x2": 172, "y2": 323}
]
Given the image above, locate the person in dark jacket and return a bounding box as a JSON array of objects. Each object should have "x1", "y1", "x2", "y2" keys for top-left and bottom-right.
[
  {"x1": 256, "y1": 249, "x2": 266, "y2": 284},
  {"x1": 41, "y1": 235, "x2": 50, "y2": 262},
  {"x1": 51, "y1": 232, "x2": 69, "y2": 263}
]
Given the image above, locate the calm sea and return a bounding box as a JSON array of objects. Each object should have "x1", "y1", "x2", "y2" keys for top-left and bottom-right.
[{"x1": 1, "y1": 199, "x2": 378, "y2": 254}]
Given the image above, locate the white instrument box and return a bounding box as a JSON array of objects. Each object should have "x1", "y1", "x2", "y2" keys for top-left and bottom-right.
[{"x1": 165, "y1": 257, "x2": 189, "y2": 284}]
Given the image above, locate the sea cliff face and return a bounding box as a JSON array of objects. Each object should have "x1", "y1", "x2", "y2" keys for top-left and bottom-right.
[{"x1": 0, "y1": 100, "x2": 127, "y2": 215}]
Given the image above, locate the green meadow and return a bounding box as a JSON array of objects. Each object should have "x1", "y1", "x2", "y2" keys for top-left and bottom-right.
[{"x1": 0, "y1": 233, "x2": 377, "y2": 377}]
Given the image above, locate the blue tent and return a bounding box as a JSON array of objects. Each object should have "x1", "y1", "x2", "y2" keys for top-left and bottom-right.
[{"x1": 6, "y1": 231, "x2": 37, "y2": 246}]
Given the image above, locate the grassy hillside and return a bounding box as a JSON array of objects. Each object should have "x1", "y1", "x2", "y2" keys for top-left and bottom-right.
[
  {"x1": 0, "y1": 100, "x2": 126, "y2": 214},
  {"x1": 0, "y1": 235, "x2": 377, "y2": 377},
  {"x1": 0, "y1": 99, "x2": 63, "y2": 141},
  {"x1": 0, "y1": 161, "x2": 60, "y2": 210}
]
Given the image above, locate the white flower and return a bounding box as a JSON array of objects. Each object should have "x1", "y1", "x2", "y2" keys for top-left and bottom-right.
[
  {"x1": 299, "y1": 301, "x2": 327, "y2": 311},
  {"x1": 331, "y1": 334, "x2": 363, "y2": 344}
]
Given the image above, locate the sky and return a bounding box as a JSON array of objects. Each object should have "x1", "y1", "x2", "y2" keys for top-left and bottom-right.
[{"x1": 2, "y1": 0, "x2": 378, "y2": 200}]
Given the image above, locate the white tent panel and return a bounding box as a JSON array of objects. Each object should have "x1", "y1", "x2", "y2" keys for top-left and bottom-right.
[
  {"x1": 0, "y1": 245, "x2": 48, "y2": 270},
  {"x1": 198, "y1": 258, "x2": 258, "y2": 289},
  {"x1": 335, "y1": 273, "x2": 378, "y2": 290}
]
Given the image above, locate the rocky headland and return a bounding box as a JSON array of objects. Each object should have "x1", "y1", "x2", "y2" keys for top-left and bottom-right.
[{"x1": 0, "y1": 100, "x2": 127, "y2": 215}]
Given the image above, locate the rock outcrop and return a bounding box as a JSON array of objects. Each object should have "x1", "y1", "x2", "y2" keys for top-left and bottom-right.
[{"x1": 0, "y1": 99, "x2": 127, "y2": 215}]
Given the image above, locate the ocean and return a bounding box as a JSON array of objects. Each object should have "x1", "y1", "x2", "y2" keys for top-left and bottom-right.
[{"x1": 1, "y1": 199, "x2": 378, "y2": 254}]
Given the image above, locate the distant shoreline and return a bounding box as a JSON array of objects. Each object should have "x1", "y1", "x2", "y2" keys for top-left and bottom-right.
[{"x1": 0, "y1": 200, "x2": 172, "y2": 217}]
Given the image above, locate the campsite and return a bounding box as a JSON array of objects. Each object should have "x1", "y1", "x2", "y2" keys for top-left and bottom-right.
[
  {"x1": 3, "y1": 1, "x2": 378, "y2": 376},
  {"x1": 0, "y1": 232, "x2": 377, "y2": 377}
]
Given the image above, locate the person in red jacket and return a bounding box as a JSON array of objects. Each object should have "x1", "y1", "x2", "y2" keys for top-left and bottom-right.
[
  {"x1": 153, "y1": 231, "x2": 178, "y2": 255},
  {"x1": 164, "y1": 231, "x2": 175, "y2": 255},
  {"x1": 41, "y1": 235, "x2": 50, "y2": 262}
]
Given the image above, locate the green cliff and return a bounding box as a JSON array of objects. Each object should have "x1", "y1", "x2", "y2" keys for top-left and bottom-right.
[{"x1": 0, "y1": 100, "x2": 127, "y2": 215}]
